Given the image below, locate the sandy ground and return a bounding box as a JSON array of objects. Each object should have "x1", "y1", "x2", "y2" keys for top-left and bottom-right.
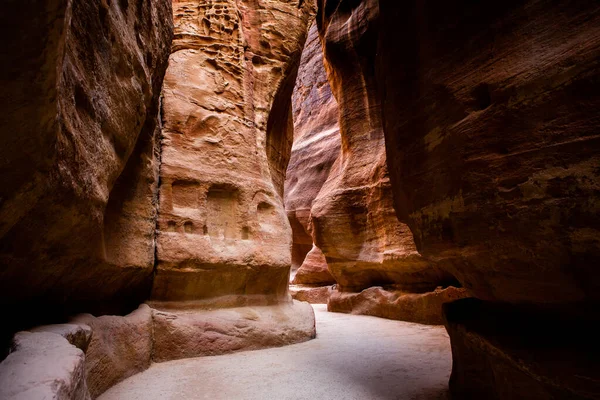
[{"x1": 99, "y1": 304, "x2": 451, "y2": 400}]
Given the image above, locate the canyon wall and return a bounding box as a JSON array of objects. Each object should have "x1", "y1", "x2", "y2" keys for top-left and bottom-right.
[
  {"x1": 0, "y1": 0, "x2": 173, "y2": 334},
  {"x1": 316, "y1": 0, "x2": 600, "y2": 397},
  {"x1": 313, "y1": 0, "x2": 450, "y2": 294},
  {"x1": 377, "y1": 0, "x2": 600, "y2": 310},
  {"x1": 152, "y1": 0, "x2": 315, "y2": 304},
  {"x1": 285, "y1": 22, "x2": 338, "y2": 285}
]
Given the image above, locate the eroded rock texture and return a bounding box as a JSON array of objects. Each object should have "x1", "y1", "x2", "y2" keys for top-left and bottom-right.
[
  {"x1": 285, "y1": 22, "x2": 339, "y2": 284},
  {"x1": 316, "y1": 0, "x2": 600, "y2": 397},
  {"x1": 313, "y1": 1, "x2": 449, "y2": 293},
  {"x1": 377, "y1": 0, "x2": 600, "y2": 308},
  {"x1": 0, "y1": 0, "x2": 173, "y2": 335},
  {"x1": 71, "y1": 305, "x2": 153, "y2": 399},
  {"x1": 329, "y1": 286, "x2": 469, "y2": 325},
  {"x1": 151, "y1": 301, "x2": 316, "y2": 362},
  {"x1": 153, "y1": 0, "x2": 315, "y2": 303}
]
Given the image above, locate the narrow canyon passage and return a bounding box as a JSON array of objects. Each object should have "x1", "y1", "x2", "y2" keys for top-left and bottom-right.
[
  {"x1": 1, "y1": 1, "x2": 599, "y2": 399},
  {"x1": 99, "y1": 305, "x2": 451, "y2": 400}
]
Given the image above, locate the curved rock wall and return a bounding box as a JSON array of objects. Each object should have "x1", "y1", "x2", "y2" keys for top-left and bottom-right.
[
  {"x1": 313, "y1": 0, "x2": 449, "y2": 293},
  {"x1": 0, "y1": 0, "x2": 173, "y2": 334},
  {"x1": 285, "y1": 22, "x2": 339, "y2": 283},
  {"x1": 315, "y1": 0, "x2": 600, "y2": 397},
  {"x1": 153, "y1": 0, "x2": 315, "y2": 304},
  {"x1": 377, "y1": 0, "x2": 600, "y2": 308}
]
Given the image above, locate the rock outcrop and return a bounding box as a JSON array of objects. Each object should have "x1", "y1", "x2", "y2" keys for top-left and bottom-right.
[
  {"x1": 289, "y1": 285, "x2": 334, "y2": 304},
  {"x1": 316, "y1": 0, "x2": 600, "y2": 397},
  {"x1": 328, "y1": 286, "x2": 469, "y2": 325},
  {"x1": 0, "y1": 301, "x2": 316, "y2": 399},
  {"x1": 0, "y1": 0, "x2": 174, "y2": 337},
  {"x1": 312, "y1": 0, "x2": 450, "y2": 294},
  {"x1": 374, "y1": 2, "x2": 600, "y2": 395},
  {"x1": 444, "y1": 299, "x2": 600, "y2": 400},
  {"x1": 151, "y1": 301, "x2": 316, "y2": 362},
  {"x1": 153, "y1": 0, "x2": 315, "y2": 303},
  {"x1": 285, "y1": 22, "x2": 340, "y2": 283},
  {"x1": 71, "y1": 305, "x2": 153, "y2": 399},
  {"x1": 0, "y1": 331, "x2": 90, "y2": 400},
  {"x1": 377, "y1": 0, "x2": 600, "y2": 309}
]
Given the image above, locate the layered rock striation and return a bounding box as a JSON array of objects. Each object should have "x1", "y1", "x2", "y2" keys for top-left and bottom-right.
[
  {"x1": 0, "y1": 0, "x2": 173, "y2": 335},
  {"x1": 377, "y1": 0, "x2": 600, "y2": 310},
  {"x1": 285, "y1": 22, "x2": 338, "y2": 286},
  {"x1": 316, "y1": 0, "x2": 600, "y2": 397},
  {"x1": 153, "y1": 0, "x2": 315, "y2": 304},
  {"x1": 312, "y1": 0, "x2": 451, "y2": 295}
]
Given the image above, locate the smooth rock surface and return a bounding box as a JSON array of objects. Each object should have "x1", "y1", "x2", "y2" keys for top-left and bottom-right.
[
  {"x1": 99, "y1": 305, "x2": 452, "y2": 400},
  {"x1": 153, "y1": 0, "x2": 315, "y2": 302},
  {"x1": 312, "y1": 0, "x2": 449, "y2": 293},
  {"x1": 71, "y1": 305, "x2": 153, "y2": 399},
  {"x1": 292, "y1": 244, "x2": 336, "y2": 285},
  {"x1": 328, "y1": 286, "x2": 470, "y2": 325},
  {"x1": 152, "y1": 301, "x2": 316, "y2": 362},
  {"x1": 0, "y1": 0, "x2": 173, "y2": 333},
  {"x1": 0, "y1": 332, "x2": 90, "y2": 400},
  {"x1": 285, "y1": 22, "x2": 340, "y2": 280},
  {"x1": 290, "y1": 284, "x2": 334, "y2": 304},
  {"x1": 376, "y1": 0, "x2": 600, "y2": 307}
]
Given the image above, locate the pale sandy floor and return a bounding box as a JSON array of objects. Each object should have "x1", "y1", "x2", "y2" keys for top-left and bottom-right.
[{"x1": 100, "y1": 305, "x2": 451, "y2": 400}]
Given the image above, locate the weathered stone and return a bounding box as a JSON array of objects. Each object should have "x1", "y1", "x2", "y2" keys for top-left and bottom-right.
[
  {"x1": 153, "y1": 0, "x2": 315, "y2": 302},
  {"x1": 312, "y1": 0, "x2": 450, "y2": 294},
  {"x1": 71, "y1": 305, "x2": 153, "y2": 399},
  {"x1": 0, "y1": 0, "x2": 173, "y2": 335},
  {"x1": 444, "y1": 299, "x2": 600, "y2": 400},
  {"x1": 30, "y1": 323, "x2": 93, "y2": 352},
  {"x1": 285, "y1": 22, "x2": 341, "y2": 279},
  {"x1": 376, "y1": 0, "x2": 600, "y2": 307},
  {"x1": 151, "y1": 301, "x2": 316, "y2": 363},
  {"x1": 0, "y1": 332, "x2": 90, "y2": 400},
  {"x1": 289, "y1": 285, "x2": 334, "y2": 304},
  {"x1": 292, "y1": 245, "x2": 335, "y2": 285},
  {"x1": 328, "y1": 286, "x2": 470, "y2": 325}
]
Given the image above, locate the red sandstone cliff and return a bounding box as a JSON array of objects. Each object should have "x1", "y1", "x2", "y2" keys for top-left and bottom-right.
[{"x1": 0, "y1": 0, "x2": 173, "y2": 327}]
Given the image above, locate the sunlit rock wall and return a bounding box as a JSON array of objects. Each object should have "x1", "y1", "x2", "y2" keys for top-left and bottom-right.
[{"x1": 153, "y1": 0, "x2": 315, "y2": 304}]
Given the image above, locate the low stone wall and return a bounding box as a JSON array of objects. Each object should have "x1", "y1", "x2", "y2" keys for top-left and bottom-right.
[
  {"x1": 0, "y1": 301, "x2": 315, "y2": 399},
  {"x1": 328, "y1": 286, "x2": 470, "y2": 325}
]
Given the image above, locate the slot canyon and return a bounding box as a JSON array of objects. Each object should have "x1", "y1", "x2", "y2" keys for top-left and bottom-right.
[{"x1": 0, "y1": 0, "x2": 599, "y2": 399}]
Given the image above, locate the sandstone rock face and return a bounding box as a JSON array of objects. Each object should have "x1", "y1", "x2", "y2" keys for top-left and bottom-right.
[
  {"x1": 376, "y1": 0, "x2": 600, "y2": 307},
  {"x1": 30, "y1": 324, "x2": 93, "y2": 353},
  {"x1": 289, "y1": 285, "x2": 334, "y2": 304},
  {"x1": 71, "y1": 305, "x2": 153, "y2": 399},
  {"x1": 292, "y1": 245, "x2": 335, "y2": 285},
  {"x1": 444, "y1": 299, "x2": 600, "y2": 400},
  {"x1": 285, "y1": 22, "x2": 340, "y2": 280},
  {"x1": 312, "y1": 0, "x2": 449, "y2": 293},
  {"x1": 152, "y1": 301, "x2": 316, "y2": 362},
  {"x1": 153, "y1": 0, "x2": 315, "y2": 303},
  {"x1": 0, "y1": 332, "x2": 90, "y2": 400},
  {"x1": 0, "y1": 0, "x2": 173, "y2": 334},
  {"x1": 328, "y1": 286, "x2": 469, "y2": 325},
  {"x1": 315, "y1": 0, "x2": 600, "y2": 398}
]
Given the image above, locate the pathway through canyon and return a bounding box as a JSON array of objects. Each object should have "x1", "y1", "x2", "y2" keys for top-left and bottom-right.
[{"x1": 99, "y1": 305, "x2": 451, "y2": 400}]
